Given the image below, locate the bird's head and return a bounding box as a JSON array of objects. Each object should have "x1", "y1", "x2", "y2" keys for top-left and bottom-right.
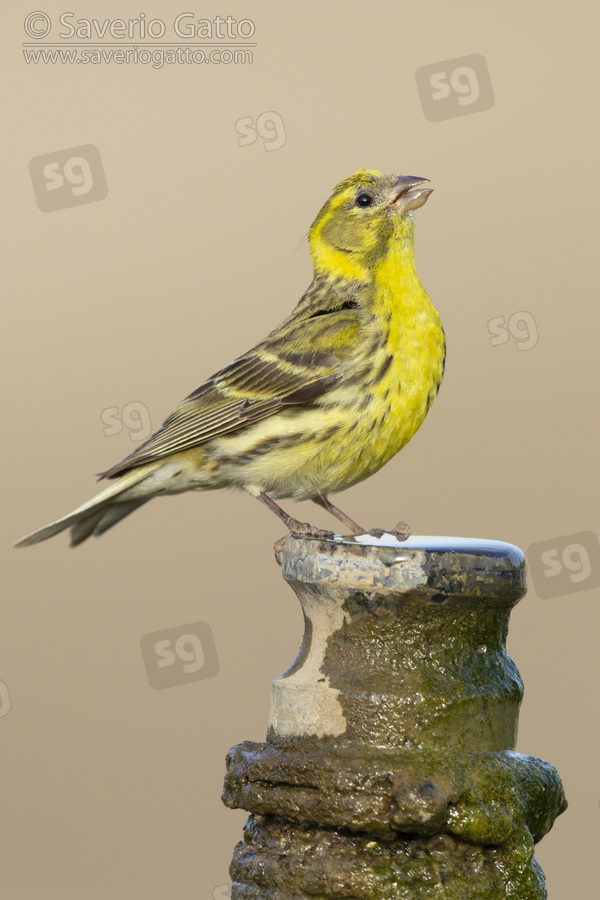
[{"x1": 308, "y1": 169, "x2": 432, "y2": 281}]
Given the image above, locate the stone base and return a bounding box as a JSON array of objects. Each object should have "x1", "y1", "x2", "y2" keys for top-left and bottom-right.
[
  {"x1": 224, "y1": 741, "x2": 566, "y2": 900},
  {"x1": 231, "y1": 816, "x2": 548, "y2": 900}
]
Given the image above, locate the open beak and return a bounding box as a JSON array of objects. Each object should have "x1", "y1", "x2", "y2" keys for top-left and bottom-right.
[{"x1": 388, "y1": 175, "x2": 433, "y2": 214}]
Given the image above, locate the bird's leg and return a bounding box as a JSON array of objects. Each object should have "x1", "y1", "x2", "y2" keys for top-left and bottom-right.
[
  {"x1": 251, "y1": 489, "x2": 334, "y2": 539},
  {"x1": 313, "y1": 495, "x2": 365, "y2": 535},
  {"x1": 314, "y1": 497, "x2": 410, "y2": 541}
]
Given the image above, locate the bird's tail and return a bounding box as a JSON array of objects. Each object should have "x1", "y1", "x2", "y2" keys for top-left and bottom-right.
[{"x1": 14, "y1": 462, "x2": 163, "y2": 548}]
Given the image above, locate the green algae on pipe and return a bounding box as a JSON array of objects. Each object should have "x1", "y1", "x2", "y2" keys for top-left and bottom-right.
[{"x1": 270, "y1": 534, "x2": 526, "y2": 751}]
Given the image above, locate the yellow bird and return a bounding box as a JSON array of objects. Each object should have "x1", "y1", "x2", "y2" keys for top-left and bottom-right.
[{"x1": 15, "y1": 170, "x2": 445, "y2": 548}]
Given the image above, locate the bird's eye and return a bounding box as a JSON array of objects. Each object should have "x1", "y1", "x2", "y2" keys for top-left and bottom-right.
[{"x1": 355, "y1": 193, "x2": 374, "y2": 208}]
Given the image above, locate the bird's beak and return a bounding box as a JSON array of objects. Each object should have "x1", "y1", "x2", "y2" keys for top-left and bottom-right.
[{"x1": 388, "y1": 175, "x2": 433, "y2": 214}]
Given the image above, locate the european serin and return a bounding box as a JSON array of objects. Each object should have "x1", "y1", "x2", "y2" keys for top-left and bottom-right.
[{"x1": 16, "y1": 170, "x2": 445, "y2": 547}]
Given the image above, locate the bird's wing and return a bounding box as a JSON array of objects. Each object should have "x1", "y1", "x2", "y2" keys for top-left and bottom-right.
[{"x1": 100, "y1": 309, "x2": 361, "y2": 478}]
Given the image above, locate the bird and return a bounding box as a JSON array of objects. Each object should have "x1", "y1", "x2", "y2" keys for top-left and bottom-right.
[{"x1": 15, "y1": 169, "x2": 446, "y2": 548}]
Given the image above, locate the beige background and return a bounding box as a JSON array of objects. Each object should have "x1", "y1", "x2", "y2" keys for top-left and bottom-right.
[{"x1": 3, "y1": 1, "x2": 599, "y2": 897}]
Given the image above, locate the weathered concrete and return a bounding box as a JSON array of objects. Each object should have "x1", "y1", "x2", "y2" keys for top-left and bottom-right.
[{"x1": 223, "y1": 534, "x2": 566, "y2": 899}]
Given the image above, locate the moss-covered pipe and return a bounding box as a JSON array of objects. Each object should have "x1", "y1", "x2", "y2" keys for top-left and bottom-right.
[{"x1": 223, "y1": 534, "x2": 566, "y2": 899}]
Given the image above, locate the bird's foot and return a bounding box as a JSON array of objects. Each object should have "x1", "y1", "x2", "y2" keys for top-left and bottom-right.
[
  {"x1": 288, "y1": 518, "x2": 334, "y2": 540},
  {"x1": 391, "y1": 520, "x2": 411, "y2": 541},
  {"x1": 274, "y1": 522, "x2": 335, "y2": 565},
  {"x1": 366, "y1": 522, "x2": 411, "y2": 541}
]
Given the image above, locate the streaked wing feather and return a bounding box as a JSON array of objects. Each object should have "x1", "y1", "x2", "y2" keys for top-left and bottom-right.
[{"x1": 101, "y1": 310, "x2": 360, "y2": 479}]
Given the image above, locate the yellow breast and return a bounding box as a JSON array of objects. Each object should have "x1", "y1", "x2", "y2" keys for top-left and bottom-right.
[
  {"x1": 319, "y1": 240, "x2": 445, "y2": 490},
  {"x1": 205, "y1": 229, "x2": 445, "y2": 501}
]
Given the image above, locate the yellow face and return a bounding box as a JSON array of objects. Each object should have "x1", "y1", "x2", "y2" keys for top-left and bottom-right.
[{"x1": 309, "y1": 169, "x2": 432, "y2": 270}]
